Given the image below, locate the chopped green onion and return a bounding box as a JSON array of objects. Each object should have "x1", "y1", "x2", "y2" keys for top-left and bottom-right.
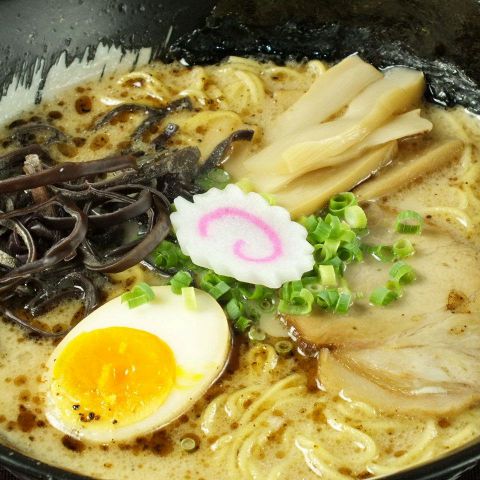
[
  {"x1": 389, "y1": 261, "x2": 416, "y2": 285},
  {"x1": 316, "y1": 288, "x2": 339, "y2": 310},
  {"x1": 243, "y1": 302, "x2": 261, "y2": 321},
  {"x1": 369, "y1": 286, "x2": 399, "y2": 306},
  {"x1": 299, "y1": 215, "x2": 318, "y2": 233},
  {"x1": 278, "y1": 287, "x2": 314, "y2": 315},
  {"x1": 385, "y1": 279, "x2": 403, "y2": 297},
  {"x1": 236, "y1": 178, "x2": 254, "y2": 193},
  {"x1": 199, "y1": 270, "x2": 225, "y2": 291},
  {"x1": 319, "y1": 264, "x2": 337, "y2": 287},
  {"x1": 319, "y1": 256, "x2": 345, "y2": 276},
  {"x1": 180, "y1": 437, "x2": 197, "y2": 452},
  {"x1": 338, "y1": 242, "x2": 363, "y2": 263},
  {"x1": 121, "y1": 282, "x2": 155, "y2": 309},
  {"x1": 226, "y1": 298, "x2": 243, "y2": 320},
  {"x1": 395, "y1": 210, "x2": 424, "y2": 234},
  {"x1": 182, "y1": 287, "x2": 197, "y2": 310},
  {"x1": 335, "y1": 291, "x2": 353, "y2": 314},
  {"x1": 208, "y1": 280, "x2": 231, "y2": 300},
  {"x1": 121, "y1": 293, "x2": 145, "y2": 309},
  {"x1": 370, "y1": 245, "x2": 395, "y2": 263},
  {"x1": 393, "y1": 238, "x2": 415, "y2": 259},
  {"x1": 234, "y1": 316, "x2": 252, "y2": 332},
  {"x1": 302, "y1": 276, "x2": 322, "y2": 293},
  {"x1": 170, "y1": 270, "x2": 193, "y2": 294},
  {"x1": 151, "y1": 240, "x2": 188, "y2": 270},
  {"x1": 239, "y1": 284, "x2": 267, "y2": 301},
  {"x1": 316, "y1": 238, "x2": 340, "y2": 262},
  {"x1": 310, "y1": 218, "x2": 332, "y2": 243},
  {"x1": 338, "y1": 228, "x2": 356, "y2": 244},
  {"x1": 134, "y1": 282, "x2": 155, "y2": 301},
  {"x1": 329, "y1": 192, "x2": 357, "y2": 217},
  {"x1": 195, "y1": 168, "x2": 230, "y2": 191},
  {"x1": 281, "y1": 280, "x2": 303, "y2": 300},
  {"x1": 259, "y1": 297, "x2": 275, "y2": 312},
  {"x1": 324, "y1": 214, "x2": 343, "y2": 238},
  {"x1": 344, "y1": 205, "x2": 367, "y2": 229},
  {"x1": 248, "y1": 326, "x2": 266, "y2": 342},
  {"x1": 274, "y1": 340, "x2": 293, "y2": 355},
  {"x1": 260, "y1": 192, "x2": 276, "y2": 205}
]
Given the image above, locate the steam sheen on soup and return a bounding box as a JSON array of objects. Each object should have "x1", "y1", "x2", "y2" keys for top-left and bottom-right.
[{"x1": 0, "y1": 56, "x2": 479, "y2": 480}]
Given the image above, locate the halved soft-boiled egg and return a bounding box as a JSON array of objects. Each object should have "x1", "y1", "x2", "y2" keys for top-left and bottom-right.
[{"x1": 43, "y1": 286, "x2": 231, "y2": 443}]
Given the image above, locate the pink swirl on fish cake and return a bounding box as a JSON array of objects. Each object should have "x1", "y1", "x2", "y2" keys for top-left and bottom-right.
[{"x1": 198, "y1": 207, "x2": 283, "y2": 263}]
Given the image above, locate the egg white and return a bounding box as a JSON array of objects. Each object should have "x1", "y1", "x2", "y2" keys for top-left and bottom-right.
[{"x1": 43, "y1": 286, "x2": 231, "y2": 443}]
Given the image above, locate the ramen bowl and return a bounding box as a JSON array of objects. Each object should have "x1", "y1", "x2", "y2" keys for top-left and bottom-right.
[{"x1": 0, "y1": 0, "x2": 479, "y2": 479}]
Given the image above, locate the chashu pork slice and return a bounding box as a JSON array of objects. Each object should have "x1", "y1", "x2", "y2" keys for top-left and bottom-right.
[
  {"x1": 318, "y1": 312, "x2": 480, "y2": 416},
  {"x1": 286, "y1": 206, "x2": 480, "y2": 416}
]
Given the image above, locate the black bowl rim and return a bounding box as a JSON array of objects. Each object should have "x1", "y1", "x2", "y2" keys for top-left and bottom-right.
[{"x1": 0, "y1": 429, "x2": 479, "y2": 479}]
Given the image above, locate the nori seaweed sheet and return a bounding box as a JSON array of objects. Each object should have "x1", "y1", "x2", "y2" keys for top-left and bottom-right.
[{"x1": 167, "y1": 0, "x2": 480, "y2": 112}]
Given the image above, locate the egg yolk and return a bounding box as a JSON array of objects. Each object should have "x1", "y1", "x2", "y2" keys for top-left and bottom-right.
[{"x1": 52, "y1": 327, "x2": 176, "y2": 427}]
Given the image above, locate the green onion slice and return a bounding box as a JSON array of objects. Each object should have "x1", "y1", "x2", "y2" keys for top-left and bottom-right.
[
  {"x1": 389, "y1": 261, "x2": 416, "y2": 285},
  {"x1": 182, "y1": 287, "x2": 197, "y2": 310},
  {"x1": 235, "y1": 178, "x2": 254, "y2": 193},
  {"x1": 299, "y1": 215, "x2": 318, "y2": 233},
  {"x1": 208, "y1": 280, "x2": 231, "y2": 300},
  {"x1": 370, "y1": 245, "x2": 395, "y2": 263},
  {"x1": 274, "y1": 340, "x2": 293, "y2": 355},
  {"x1": 248, "y1": 326, "x2": 266, "y2": 342},
  {"x1": 195, "y1": 168, "x2": 230, "y2": 191},
  {"x1": 319, "y1": 265, "x2": 337, "y2": 287},
  {"x1": 180, "y1": 437, "x2": 197, "y2": 452},
  {"x1": 278, "y1": 287, "x2": 314, "y2": 315},
  {"x1": 151, "y1": 240, "x2": 189, "y2": 270},
  {"x1": 338, "y1": 242, "x2": 363, "y2": 263},
  {"x1": 121, "y1": 282, "x2": 156, "y2": 309},
  {"x1": 395, "y1": 210, "x2": 424, "y2": 234},
  {"x1": 170, "y1": 270, "x2": 193, "y2": 294},
  {"x1": 329, "y1": 192, "x2": 358, "y2": 217},
  {"x1": 310, "y1": 218, "x2": 332, "y2": 243},
  {"x1": 226, "y1": 298, "x2": 243, "y2": 320},
  {"x1": 344, "y1": 205, "x2": 367, "y2": 229},
  {"x1": 316, "y1": 288, "x2": 339, "y2": 310},
  {"x1": 316, "y1": 238, "x2": 341, "y2": 262},
  {"x1": 234, "y1": 316, "x2": 252, "y2": 332},
  {"x1": 369, "y1": 286, "x2": 399, "y2": 306},
  {"x1": 393, "y1": 238, "x2": 415, "y2": 259},
  {"x1": 260, "y1": 192, "x2": 277, "y2": 205},
  {"x1": 335, "y1": 291, "x2": 353, "y2": 314}
]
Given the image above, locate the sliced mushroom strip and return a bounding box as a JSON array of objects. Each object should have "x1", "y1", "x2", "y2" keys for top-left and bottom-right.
[
  {"x1": 93, "y1": 103, "x2": 162, "y2": 130},
  {"x1": 26, "y1": 271, "x2": 99, "y2": 317},
  {"x1": 42, "y1": 188, "x2": 153, "y2": 230},
  {"x1": 152, "y1": 123, "x2": 180, "y2": 149},
  {"x1": 0, "y1": 198, "x2": 88, "y2": 286},
  {"x1": 199, "y1": 129, "x2": 255, "y2": 173},
  {"x1": 0, "y1": 154, "x2": 137, "y2": 194},
  {"x1": 10, "y1": 122, "x2": 70, "y2": 146},
  {"x1": 132, "y1": 96, "x2": 194, "y2": 141},
  {"x1": 50, "y1": 147, "x2": 201, "y2": 199},
  {"x1": 0, "y1": 144, "x2": 53, "y2": 178},
  {"x1": 80, "y1": 193, "x2": 170, "y2": 273}
]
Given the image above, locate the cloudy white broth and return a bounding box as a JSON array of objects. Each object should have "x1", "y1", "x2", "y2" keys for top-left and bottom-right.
[{"x1": 0, "y1": 56, "x2": 479, "y2": 480}]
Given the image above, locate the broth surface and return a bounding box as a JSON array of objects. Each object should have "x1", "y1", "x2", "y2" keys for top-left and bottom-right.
[{"x1": 0, "y1": 58, "x2": 479, "y2": 480}]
